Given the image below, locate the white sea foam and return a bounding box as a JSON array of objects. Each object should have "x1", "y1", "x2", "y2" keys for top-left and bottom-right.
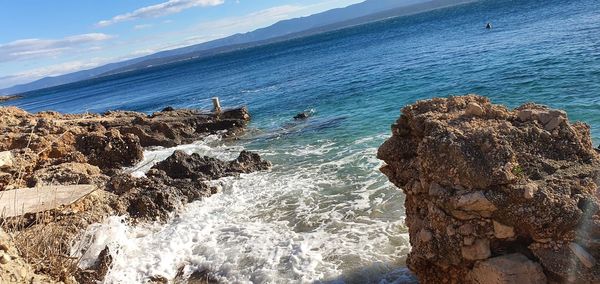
[{"x1": 74, "y1": 138, "x2": 413, "y2": 283}]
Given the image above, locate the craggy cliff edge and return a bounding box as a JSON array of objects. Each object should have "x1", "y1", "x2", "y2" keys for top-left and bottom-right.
[
  {"x1": 378, "y1": 95, "x2": 600, "y2": 283},
  {"x1": 0, "y1": 106, "x2": 270, "y2": 283}
]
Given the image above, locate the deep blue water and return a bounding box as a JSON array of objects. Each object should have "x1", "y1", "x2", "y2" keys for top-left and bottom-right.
[
  {"x1": 5, "y1": 0, "x2": 600, "y2": 145},
  {"x1": 5, "y1": 0, "x2": 600, "y2": 282}
]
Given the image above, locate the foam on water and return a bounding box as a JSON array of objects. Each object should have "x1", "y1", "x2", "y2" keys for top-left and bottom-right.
[{"x1": 74, "y1": 137, "x2": 413, "y2": 283}]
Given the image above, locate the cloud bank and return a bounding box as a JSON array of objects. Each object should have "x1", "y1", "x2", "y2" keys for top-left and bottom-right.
[
  {"x1": 0, "y1": 33, "x2": 113, "y2": 62},
  {"x1": 97, "y1": 0, "x2": 224, "y2": 27}
]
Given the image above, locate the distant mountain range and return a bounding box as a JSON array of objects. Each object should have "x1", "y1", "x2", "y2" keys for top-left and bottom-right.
[{"x1": 0, "y1": 0, "x2": 474, "y2": 96}]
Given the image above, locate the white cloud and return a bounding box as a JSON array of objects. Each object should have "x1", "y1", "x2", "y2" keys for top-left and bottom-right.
[
  {"x1": 97, "y1": 0, "x2": 224, "y2": 27},
  {"x1": 0, "y1": 33, "x2": 113, "y2": 62},
  {"x1": 0, "y1": 58, "x2": 111, "y2": 89},
  {"x1": 195, "y1": 5, "x2": 304, "y2": 32},
  {"x1": 134, "y1": 24, "x2": 154, "y2": 30}
]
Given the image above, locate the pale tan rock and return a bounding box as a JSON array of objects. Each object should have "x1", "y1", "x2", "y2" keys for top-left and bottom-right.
[
  {"x1": 469, "y1": 253, "x2": 547, "y2": 284},
  {"x1": 544, "y1": 116, "x2": 565, "y2": 131},
  {"x1": 517, "y1": 109, "x2": 534, "y2": 122},
  {"x1": 0, "y1": 253, "x2": 9, "y2": 264},
  {"x1": 0, "y1": 151, "x2": 13, "y2": 169},
  {"x1": 523, "y1": 183, "x2": 538, "y2": 199},
  {"x1": 466, "y1": 102, "x2": 485, "y2": 117},
  {"x1": 493, "y1": 221, "x2": 515, "y2": 239},
  {"x1": 461, "y1": 239, "x2": 491, "y2": 260},
  {"x1": 455, "y1": 192, "x2": 497, "y2": 212}
]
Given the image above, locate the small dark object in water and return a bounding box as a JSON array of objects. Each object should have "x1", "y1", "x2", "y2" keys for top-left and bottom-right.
[
  {"x1": 294, "y1": 112, "x2": 311, "y2": 120},
  {"x1": 162, "y1": 106, "x2": 175, "y2": 112},
  {"x1": 486, "y1": 22, "x2": 493, "y2": 29}
]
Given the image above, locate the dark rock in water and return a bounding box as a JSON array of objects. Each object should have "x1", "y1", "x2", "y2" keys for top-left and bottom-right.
[
  {"x1": 76, "y1": 129, "x2": 144, "y2": 172},
  {"x1": 107, "y1": 150, "x2": 271, "y2": 220},
  {"x1": 161, "y1": 106, "x2": 175, "y2": 112},
  {"x1": 378, "y1": 95, "x2": 600, "y2": 284},
  {"x1": 152, "y1": 150, "x2": 271, "y2": 181},
  {"x1": 75, "y1": 246, "x2": 113, "y2": 284},
  {"x1": 294, "y1": 112, "x2": 311, "y2": 120},
  {"x1": 108, "y1": 170, "x2": 211, "y2": 220}
]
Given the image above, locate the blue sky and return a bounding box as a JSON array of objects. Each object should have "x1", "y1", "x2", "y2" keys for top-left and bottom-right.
[{"x1": 0, "y1": 0, "x2": 363, "y2": 88}]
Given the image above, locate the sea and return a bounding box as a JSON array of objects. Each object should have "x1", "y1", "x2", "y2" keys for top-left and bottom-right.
[{"x1": 3, "y1": 0, "x2": 600, "y2": 283}]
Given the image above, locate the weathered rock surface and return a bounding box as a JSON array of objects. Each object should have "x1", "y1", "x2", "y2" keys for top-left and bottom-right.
[
  {"x1": 107, "y1": 150, "x2": 270, "y2": 220},
  {"x1": 0, "y1": 105, "x2": 268, "y2": 282},
  {"x1": 0, "y1": 106, "x2": 251, "y2": 190},
  {"x1": 378, "y1": 95, "x2": 600, "y2": 283}
]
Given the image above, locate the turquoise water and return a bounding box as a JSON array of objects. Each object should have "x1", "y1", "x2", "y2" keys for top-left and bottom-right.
[{"x1": 8, "y1": 0, "x2": 600, "y2": 282}]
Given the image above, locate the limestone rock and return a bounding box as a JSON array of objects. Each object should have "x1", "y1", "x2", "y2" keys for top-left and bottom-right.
[
  {"x1": 454, "y1": 192, "x2": 497, "y2": 212},
  {"x1": 378, "y1": 95, "x2": 600, "y2": 283},
  {"x1": 469, "y1": 253, "x2": 546, "y2": 284},
  {"x1": 465, "y1": 102, "x2": 485, "y2": 117},
  {"x1": 0, "y1": 151, "x2": 14, "y2": 169},
  {"x1": 493, "y1": 221, "x2": 515, "y2": 239},
  {"x1": 461, "y1": 239, "x2": 491, "y2": 260}
]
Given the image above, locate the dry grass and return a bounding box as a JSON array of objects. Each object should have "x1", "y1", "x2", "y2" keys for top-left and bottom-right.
[
  {"x1": 1, "y1": 210, "x2": 83, "y2": 282},
  {"x1": 0, "y1": 121, "x2": 91, "y2": 282}
]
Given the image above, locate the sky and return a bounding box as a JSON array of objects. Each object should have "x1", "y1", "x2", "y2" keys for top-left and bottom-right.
[{"x1": 0, "y1": 0, "x2": 364, "y2": 89}]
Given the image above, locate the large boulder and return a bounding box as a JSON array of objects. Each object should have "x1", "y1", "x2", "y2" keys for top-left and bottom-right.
[
  {"x1": 76, "y1": 129, "x2": 144, "y2": 171},
  {"x1": 378, "y1": 95, "x2": 600, "y2": 283},
  {"x1": 152, "y1": 150, "x2": 271, "y2": 181}
]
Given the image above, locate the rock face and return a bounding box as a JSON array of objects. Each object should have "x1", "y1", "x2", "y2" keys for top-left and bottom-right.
[
  {"x1": 0, "y1": 105, "x2": 267, "y2": 282},
  {"x1": 378, "y1": 95, "x2": 600, "y2": 283},
  {"x1": 108, "y1": 150, "x2": 271, "y2": 220},
  {"x1": 0, "y1": 106, "x2": 251, "y2": 190}
]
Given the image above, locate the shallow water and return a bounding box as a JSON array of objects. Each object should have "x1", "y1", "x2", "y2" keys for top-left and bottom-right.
[{"x1": 6, "y1": 0, "x2": 600, "y2": 282}]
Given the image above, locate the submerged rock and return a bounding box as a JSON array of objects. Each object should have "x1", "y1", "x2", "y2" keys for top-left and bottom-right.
[{"x1": 378, "y1": 95, "x2": 600, "y2": 283}]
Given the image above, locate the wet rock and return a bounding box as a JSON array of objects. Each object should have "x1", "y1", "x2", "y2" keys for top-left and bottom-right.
[
  {"x1": 107, "y1": 150, "x2": 270, "y2": 220},
  {"x1": 378, "y1": 95, "x2": 600, "y2": 283},
  {"x1": 469, "y1": 253, "x2": 546, "y2": 284},
  {"x1": 153, "y1": 150, "x2": 271, "y2": 181},
  {"x1": 75, "y1": 246, "x2": 113, "y2": 284},
  {"x1": 294, "y1": 112, "x2": 311, "y2": 120}
]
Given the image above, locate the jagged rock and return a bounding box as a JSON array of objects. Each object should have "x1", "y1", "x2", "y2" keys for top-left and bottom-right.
[
  {"x1": 378, "y1": 95, "x2": 600, "y2": 283},
  {"x1": 29, "y1": 162, "x2": 105, "y2": 187},
  {"x1": 76, "y1": 129, "x2": 144, "y2": 171},
  {"x1": 0, "y1": 105, "x2": 256, "y2": 281},
  {"x1": 468, "y1": 253, "x2": 546, "y2": 284},
  {"x1": 107, "y1": 151, "x2": 271, "y2": 220},
  {"x1": 461, "y1": 239, "x2": 491, "y2": 260},
  {"x1": 492, "y1": 221, "x2": 515, "y2": 239},
  {"x1": 152, "y1": 150, "x2": 271, "y2": 181}
]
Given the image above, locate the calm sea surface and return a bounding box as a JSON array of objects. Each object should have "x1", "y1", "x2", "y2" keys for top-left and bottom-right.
[{"x1": 5, "y1": 0, "x2": 600, "y2": 282}]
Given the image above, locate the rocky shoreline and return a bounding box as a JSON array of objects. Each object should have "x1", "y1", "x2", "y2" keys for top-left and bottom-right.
[
  {"x1": 0, "y1": 95, "x2": 21, "y2": 103},
  {"x1": 378, "y1": 95, "x2": 600, "y2": 283},
  {"x1": 0, "y1": 106, "x2": 271, "y2": 283}
]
